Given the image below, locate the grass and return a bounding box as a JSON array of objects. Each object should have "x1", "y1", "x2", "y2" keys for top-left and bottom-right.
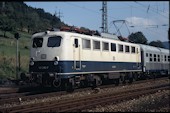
[
  {"x1": 0, "y1": 44, "x2": 30, "y2": 56},
  {"x1": 0, "y1": 30, "x2": 31, "y2": 79}
]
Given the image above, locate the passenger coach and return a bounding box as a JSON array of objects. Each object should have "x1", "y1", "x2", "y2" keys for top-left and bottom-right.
[{"x1": 139, "y1": 44, "x2": 170, "y2": 77}]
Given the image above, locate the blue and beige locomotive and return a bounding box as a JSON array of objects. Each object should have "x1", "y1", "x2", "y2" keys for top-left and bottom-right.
[{"x1": 22, "y1": 26, "x2": 170, "y2": 90}]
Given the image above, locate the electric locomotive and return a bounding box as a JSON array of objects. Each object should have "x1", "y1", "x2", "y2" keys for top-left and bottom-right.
[{"x1": 20, "y1": 27, "x2": 169, "y2": 90}]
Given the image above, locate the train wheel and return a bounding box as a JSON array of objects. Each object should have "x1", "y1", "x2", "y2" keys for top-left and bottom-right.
[
  {"x1": 91, "y1": 76, "x2": 102, "y2": 89},
  {"x1": 52, "y1": 79, "x2": 61, "y2": 88}
]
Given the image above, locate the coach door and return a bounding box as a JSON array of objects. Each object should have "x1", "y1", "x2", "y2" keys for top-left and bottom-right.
[{"x1": 73, "y1": 38, "x2": 81, "y2": 70}]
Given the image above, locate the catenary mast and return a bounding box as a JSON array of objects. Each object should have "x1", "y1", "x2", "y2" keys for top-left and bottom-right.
[{"x1": 101, "y1": 1, "x2": 108, "y2": 33}]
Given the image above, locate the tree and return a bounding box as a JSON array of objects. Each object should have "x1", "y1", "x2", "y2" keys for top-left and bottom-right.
[
  {"x1": 128, "y1": 31, "x2": 148, "y2": 44},
  {"x1": 149, "y1": 40, "x2": 165, "y2": 48},
  {"x1": 0, "y1": 2, "x2": 67, "y2": 35},
  {"x1": 0, "y1": 15, "x2": 15, "y2": 37}
]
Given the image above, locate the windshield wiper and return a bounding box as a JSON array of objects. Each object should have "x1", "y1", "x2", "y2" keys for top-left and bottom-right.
[{"x1": 34, "y1": 42, "x2": 38, "y2": 48}]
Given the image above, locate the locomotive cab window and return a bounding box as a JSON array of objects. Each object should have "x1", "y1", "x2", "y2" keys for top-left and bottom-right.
[
  {"x1": 32, "y1": 37, "x2": 43, "y2": 48},
  {"x1": 47, "y1": 36, "x2": 62, "y2": 47}
]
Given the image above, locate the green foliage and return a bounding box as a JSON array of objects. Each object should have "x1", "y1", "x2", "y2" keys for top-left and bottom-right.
[
  {"x1": 80, "y1": 27, "x2": 90, "y2": 31},
  {"x1": 0, "y1": 2, "x2": 67, "y2": 79},
  {"x1": 0, "y1": 30, "x2": 30, "y2": 79},
  {"x1": 149, "y1": 40, "x2": 165, "y2": 48},
  {"x1": 0, "y1": 2, "x2": 68, "y2": 79},
  {"x1": 0, "y1": 15, "x2": 16, "y2": 37},
  {"x1": 0, "y1": 58, "x2": 16, "y2": 79},
  {"x1": 0, "y1": 2, "x2": 66, "y2": 34},
  {"x1": 128, "y1": 31, "x2": 148, "y2": 44}
]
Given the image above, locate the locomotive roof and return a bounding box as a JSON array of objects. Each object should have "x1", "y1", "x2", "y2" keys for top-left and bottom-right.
[{"x1": 32, "y1": 30, "x2": 140, "y2": 47}]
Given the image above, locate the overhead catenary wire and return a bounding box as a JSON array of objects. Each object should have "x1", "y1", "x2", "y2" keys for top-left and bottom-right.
[
  {"x1": 129, "y1": 24, "x2": 168, "y2": 42},
  {"x1": 63, "y1": 2, "x2": 119, "y2": 20},
  {"x1": 126, "y1": 2, "x2": 168, "y2": 39},
  {"x1": 62, "y1": 1, "x2": 168, "y2": 41},
  {"x1": 64, "y1": 2, "x2": 168, "y2": 26},
  {"x1": 134, "y1": 1, "x2": 169, "y2": 18}
]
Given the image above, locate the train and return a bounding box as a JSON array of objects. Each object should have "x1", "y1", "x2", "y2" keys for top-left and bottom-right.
[{"x1": 20, "y1": 26, "x2": 170, "y2": 91}]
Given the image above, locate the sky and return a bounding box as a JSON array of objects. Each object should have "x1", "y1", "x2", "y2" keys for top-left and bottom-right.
[{"x1": 25, "y1": 1, "x2": 169, "y2": 42}]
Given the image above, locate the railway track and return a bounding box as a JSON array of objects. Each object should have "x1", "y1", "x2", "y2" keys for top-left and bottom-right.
[
  {"x1": 0, "y1": 85, "x2": 55, "y2": 94},
  {"x1": 0, "y1": 77, "x2": 169, "y2": 105},
  {"x1": 0, "y1": 88, "x2": 19, "y2": 94},
  {"x1": 0, "y1": 77, "x2": 168, "y2": 105},
  {"x1": 0, "y1": 78, "x2": 169, "y2": 112}
]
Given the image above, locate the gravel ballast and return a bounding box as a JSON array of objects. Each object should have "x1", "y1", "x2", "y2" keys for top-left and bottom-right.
[{"x1": 83, "y1": 89, "x2": 170, "y2": 112}]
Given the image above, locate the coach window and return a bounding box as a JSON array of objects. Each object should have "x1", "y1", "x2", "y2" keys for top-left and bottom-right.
[
  {"x1": 131, "y1": 46, "x2": 135, "y2": 53},
  {"x1": 154, "y1": 54, "x2": 156, "y2": 62},
  {"x1": 125, "y1": 45, "x2": 130, "y2": 53},
  {"x1": 93, "y1": 40, "x2": 100, "y2": 50},
  {"x1": 111, "y1": 43, "x2": 116, "y2": 52},
  {"x1": 168, "y1": 56, "x2": 170, "y2": 62},
  {"x1": 82, "y1": 39, "x2": 91, "y2": 49},
  {"x1": 118, "y1": 44, "x2": 123, "y2": 52},
  {"x1": 33, "y1": 37, "x2": 43, "y2": 48},
  {"x1": 102, "y1": 42, "x2": 109, "y2": 51},
  {"x1": 47, "y1": 36, "x2": 62, "y2": 47},
  {"x1": 150, "y1": 54, "x2": 152, "y2": 62},
  {"x1": 158, "y1": 55, "x2": 160, "y2": 62},
  {"x1": 164, "y1": 55, "x2": 167, "y2": 62}
]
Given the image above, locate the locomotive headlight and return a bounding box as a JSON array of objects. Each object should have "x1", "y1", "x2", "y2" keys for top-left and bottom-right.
[
  {"x1": 54, "y1": 61, "x2": 58, "y2": 65},
  {"x1": 54, "y1": 56, "x2": 59, "y2": 65},
  {"x1": 30, "y1": 57, "x2": 34, "y2": 66},
  {"x1": 45, "y1": 31, "x2": 50, "y2": 34}
]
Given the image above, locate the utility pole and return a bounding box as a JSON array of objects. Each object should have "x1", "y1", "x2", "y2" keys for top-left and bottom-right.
[
  {"x1": 55, "y1": 8, "x2": 63, "y2": 20},
  {"x1": 14, "y1": 33, "x2": 20, "y2": 80},
  {"x1": 100, "y1": 1, "x2": 108, "y2": 33},
  {"x1": 53, "y1": 7, "x2": 63, "y2": 29},
  {"x1": 58, "y1": 10, "x2": 63, "y2": 20}
]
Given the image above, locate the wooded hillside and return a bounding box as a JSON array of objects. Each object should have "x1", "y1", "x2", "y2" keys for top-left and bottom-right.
[{"x1": 0, "y1": 2, "x2": 67, "y2": 36}]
